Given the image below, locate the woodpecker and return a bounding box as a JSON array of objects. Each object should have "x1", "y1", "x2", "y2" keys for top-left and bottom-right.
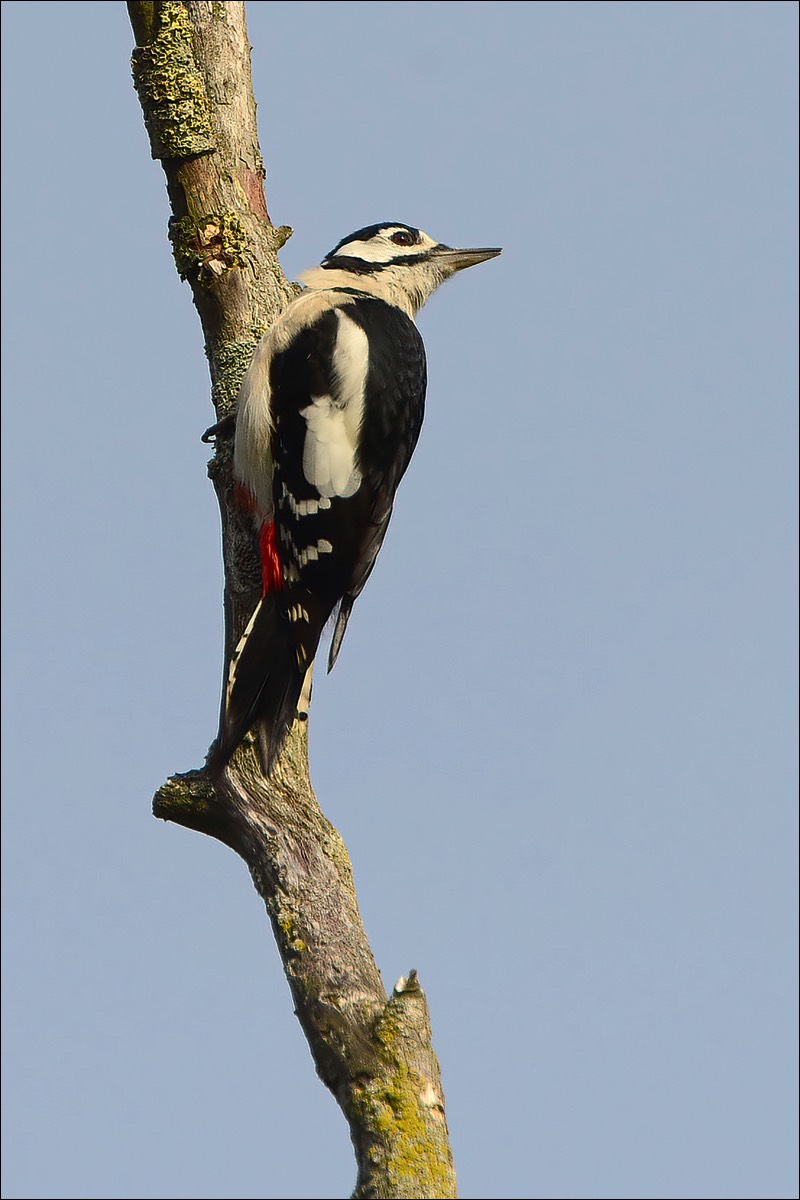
[{"x1": 210, "y1": 221, "x2": 500, "y2": 777}]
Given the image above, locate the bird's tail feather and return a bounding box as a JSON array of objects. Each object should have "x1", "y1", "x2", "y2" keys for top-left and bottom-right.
[
  {"x1": 208, "y1": 593, "x2": 304, "y2": 778},
  {"x1": 327, "y1": 595, "x2": 354, "y2": 672}
]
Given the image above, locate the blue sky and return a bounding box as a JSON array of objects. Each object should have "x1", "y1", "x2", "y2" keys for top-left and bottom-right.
[{"x1": 2, "y1": 3, "x2": 798, "y2": 1198}]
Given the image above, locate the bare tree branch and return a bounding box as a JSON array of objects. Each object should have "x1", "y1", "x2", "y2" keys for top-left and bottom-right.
[{"x1": 127, "y1": 4, "x2": 456, "y2": 1195}]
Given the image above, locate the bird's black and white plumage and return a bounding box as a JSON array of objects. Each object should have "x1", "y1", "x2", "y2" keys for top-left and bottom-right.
[{"x1": 210, "y1": 222, "x2": 500, "y2": 777}]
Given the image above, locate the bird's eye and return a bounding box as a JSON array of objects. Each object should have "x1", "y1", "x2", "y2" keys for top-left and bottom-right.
[{"x1": 391, "y1": 230, "x2": 416, "y2": 246}]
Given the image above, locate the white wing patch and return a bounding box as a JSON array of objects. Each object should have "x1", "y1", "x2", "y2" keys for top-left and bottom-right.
[
  {"x1": 280, "y1": 483, "x2": 332, "y2": 518},
  {"x1": 300, "y1": 311, "x2": 368, "y2": 499},
  {"x1": 296, "y1": 539, "x2": 334, "y2": 567}
]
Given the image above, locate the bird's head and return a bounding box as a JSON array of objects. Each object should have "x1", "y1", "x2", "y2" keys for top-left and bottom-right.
[{"x1": 299, "y1": 222, "x2": 501, "y2": 315}]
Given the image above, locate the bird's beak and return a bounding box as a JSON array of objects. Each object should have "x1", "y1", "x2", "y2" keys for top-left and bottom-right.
[{"x1": 431, "y1": 244, "x2": 502, "y2": 273}]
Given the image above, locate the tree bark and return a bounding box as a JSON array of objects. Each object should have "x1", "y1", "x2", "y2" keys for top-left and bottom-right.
[{"x1": 126, "y1": 4, "x2": 456, "y2": 1196}]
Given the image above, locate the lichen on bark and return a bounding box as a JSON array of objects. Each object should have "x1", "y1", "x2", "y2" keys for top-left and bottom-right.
[{"x1": 130, "y1": 0, "x2": 214, "y2": 159}]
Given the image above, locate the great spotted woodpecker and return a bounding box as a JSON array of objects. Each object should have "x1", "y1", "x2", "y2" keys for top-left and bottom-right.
[{"x1": 210, "y1": 222, "x2": 500, "y2": 776}]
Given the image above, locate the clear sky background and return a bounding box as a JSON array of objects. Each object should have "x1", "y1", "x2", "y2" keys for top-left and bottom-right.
[{"x1": 1, "y1": 3, "x2": 797, "y2": 1198}]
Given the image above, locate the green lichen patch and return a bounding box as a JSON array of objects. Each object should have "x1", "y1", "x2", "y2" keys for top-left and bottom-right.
[
  {"x1": 168, "y1": 211, "x2": 252, "y2": 284},
  {"x1": 131, "y1": 1, "x2": 215, "y2": 159},
  {"x1": 208, "y1": 336, "x2": 262, "y2": 417},
  {"x1": 276, "y1": 911, "x2": 307, "y2": 957},
  {"x1": 352, "y1": 1061, "x2": 454, "y2": 1198},
  {"x1": 349, "y1": 979, "x2": 454, "y2": 1197}
]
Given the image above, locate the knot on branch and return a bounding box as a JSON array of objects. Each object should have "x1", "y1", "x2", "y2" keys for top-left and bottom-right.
[
  {"x1": 169, "y1": 211, "x2": 253, "y2": 284},
  {"x1": 130, "y1": 1, "x2": 215, "y2": 159},
  {"x1": 270, "y1": 224, "x2": 295, "y2": 251}
]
